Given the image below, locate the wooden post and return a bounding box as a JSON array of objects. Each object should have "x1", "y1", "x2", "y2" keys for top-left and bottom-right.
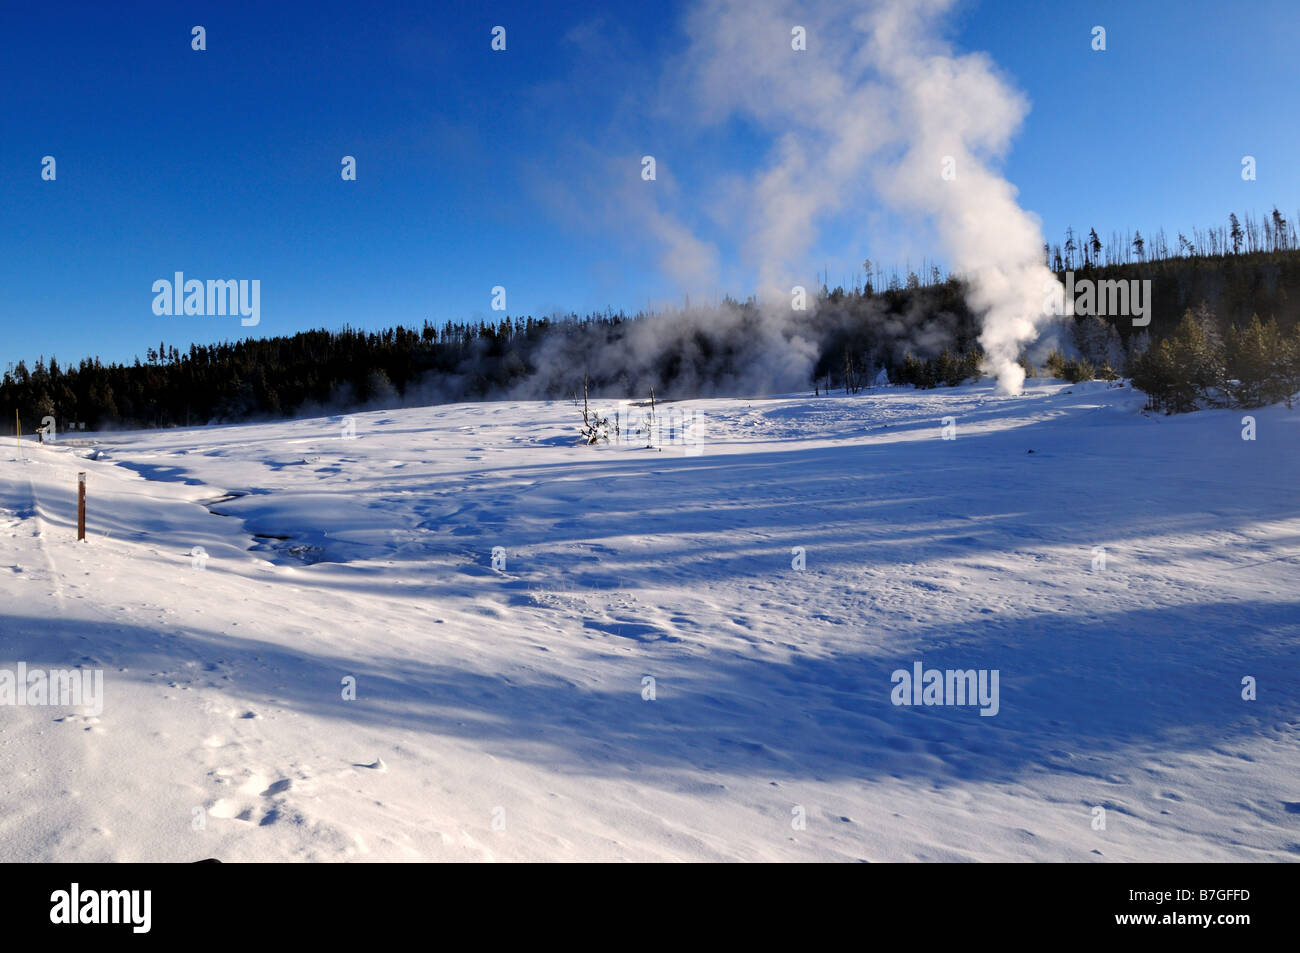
[{"x1": 77, "y1": 472, "x2": 86, "y2": 542}]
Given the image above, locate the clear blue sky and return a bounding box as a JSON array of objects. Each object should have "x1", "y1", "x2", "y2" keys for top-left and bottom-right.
[{"x1": 1, "y1": 0, "x2": 1296, "y2": 368}]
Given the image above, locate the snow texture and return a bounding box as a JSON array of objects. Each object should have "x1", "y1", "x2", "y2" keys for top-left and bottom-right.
[{"x1": 1, "y1": 380, "x2": 1296, "y2": 861}]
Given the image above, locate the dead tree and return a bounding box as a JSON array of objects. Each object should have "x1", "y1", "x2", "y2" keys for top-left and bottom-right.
[{"x1": 579, "y1": 374, "x2": 610, "y2": 445}]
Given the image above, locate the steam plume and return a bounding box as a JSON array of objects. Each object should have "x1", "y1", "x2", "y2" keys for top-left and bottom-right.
[{"x1": 646, "y1": 0, "x2": 1059, "y2": 394}]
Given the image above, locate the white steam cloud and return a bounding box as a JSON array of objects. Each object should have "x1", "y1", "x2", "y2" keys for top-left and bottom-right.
[{"x1": 647, "y1": 0, "x2": 1060, "y2": 394}]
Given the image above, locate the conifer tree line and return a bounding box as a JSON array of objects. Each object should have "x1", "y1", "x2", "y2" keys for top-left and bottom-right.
[
  {"x1": 1128, "y1": 307, "x2": 1300, "y2": 414},
  {"x1": 3, "y1": 215, "x2": 1299, "y2": 431},
  {"x1": 1042, "y1": 208, "x2": 1298, "y2": 270}
]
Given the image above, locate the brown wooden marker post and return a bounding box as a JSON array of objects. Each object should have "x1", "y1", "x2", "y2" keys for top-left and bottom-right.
[{"x1": 77, "y1": 472, "x2": 86, "y2": 542}]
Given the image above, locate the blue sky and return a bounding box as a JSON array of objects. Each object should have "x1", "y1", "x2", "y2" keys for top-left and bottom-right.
[{"x1": 1, "y1": 0, "x2": 1296, "y2": 367}]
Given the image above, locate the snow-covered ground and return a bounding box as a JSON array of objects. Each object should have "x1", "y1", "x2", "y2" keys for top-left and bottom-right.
[{"x1": 1, "y1": 380, "x2": 1296, "y2": 862}]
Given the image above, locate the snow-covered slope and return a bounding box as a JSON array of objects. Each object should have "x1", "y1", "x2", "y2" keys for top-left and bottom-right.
[{"x1": 1, "y1": 380, "x2": 1296, "y2": 861}]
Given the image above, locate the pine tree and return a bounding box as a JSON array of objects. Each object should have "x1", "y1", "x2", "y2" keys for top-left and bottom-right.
[
  {"x1": 1163, "y1": 310, "x2": 1225, "y2": 411},
  {"x1": 1223, "y1": 316, "x2": 1272, "y2": 407},
  {"x1": 1281, "y1": 324, "x2": 1300, "y2": 409}
]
